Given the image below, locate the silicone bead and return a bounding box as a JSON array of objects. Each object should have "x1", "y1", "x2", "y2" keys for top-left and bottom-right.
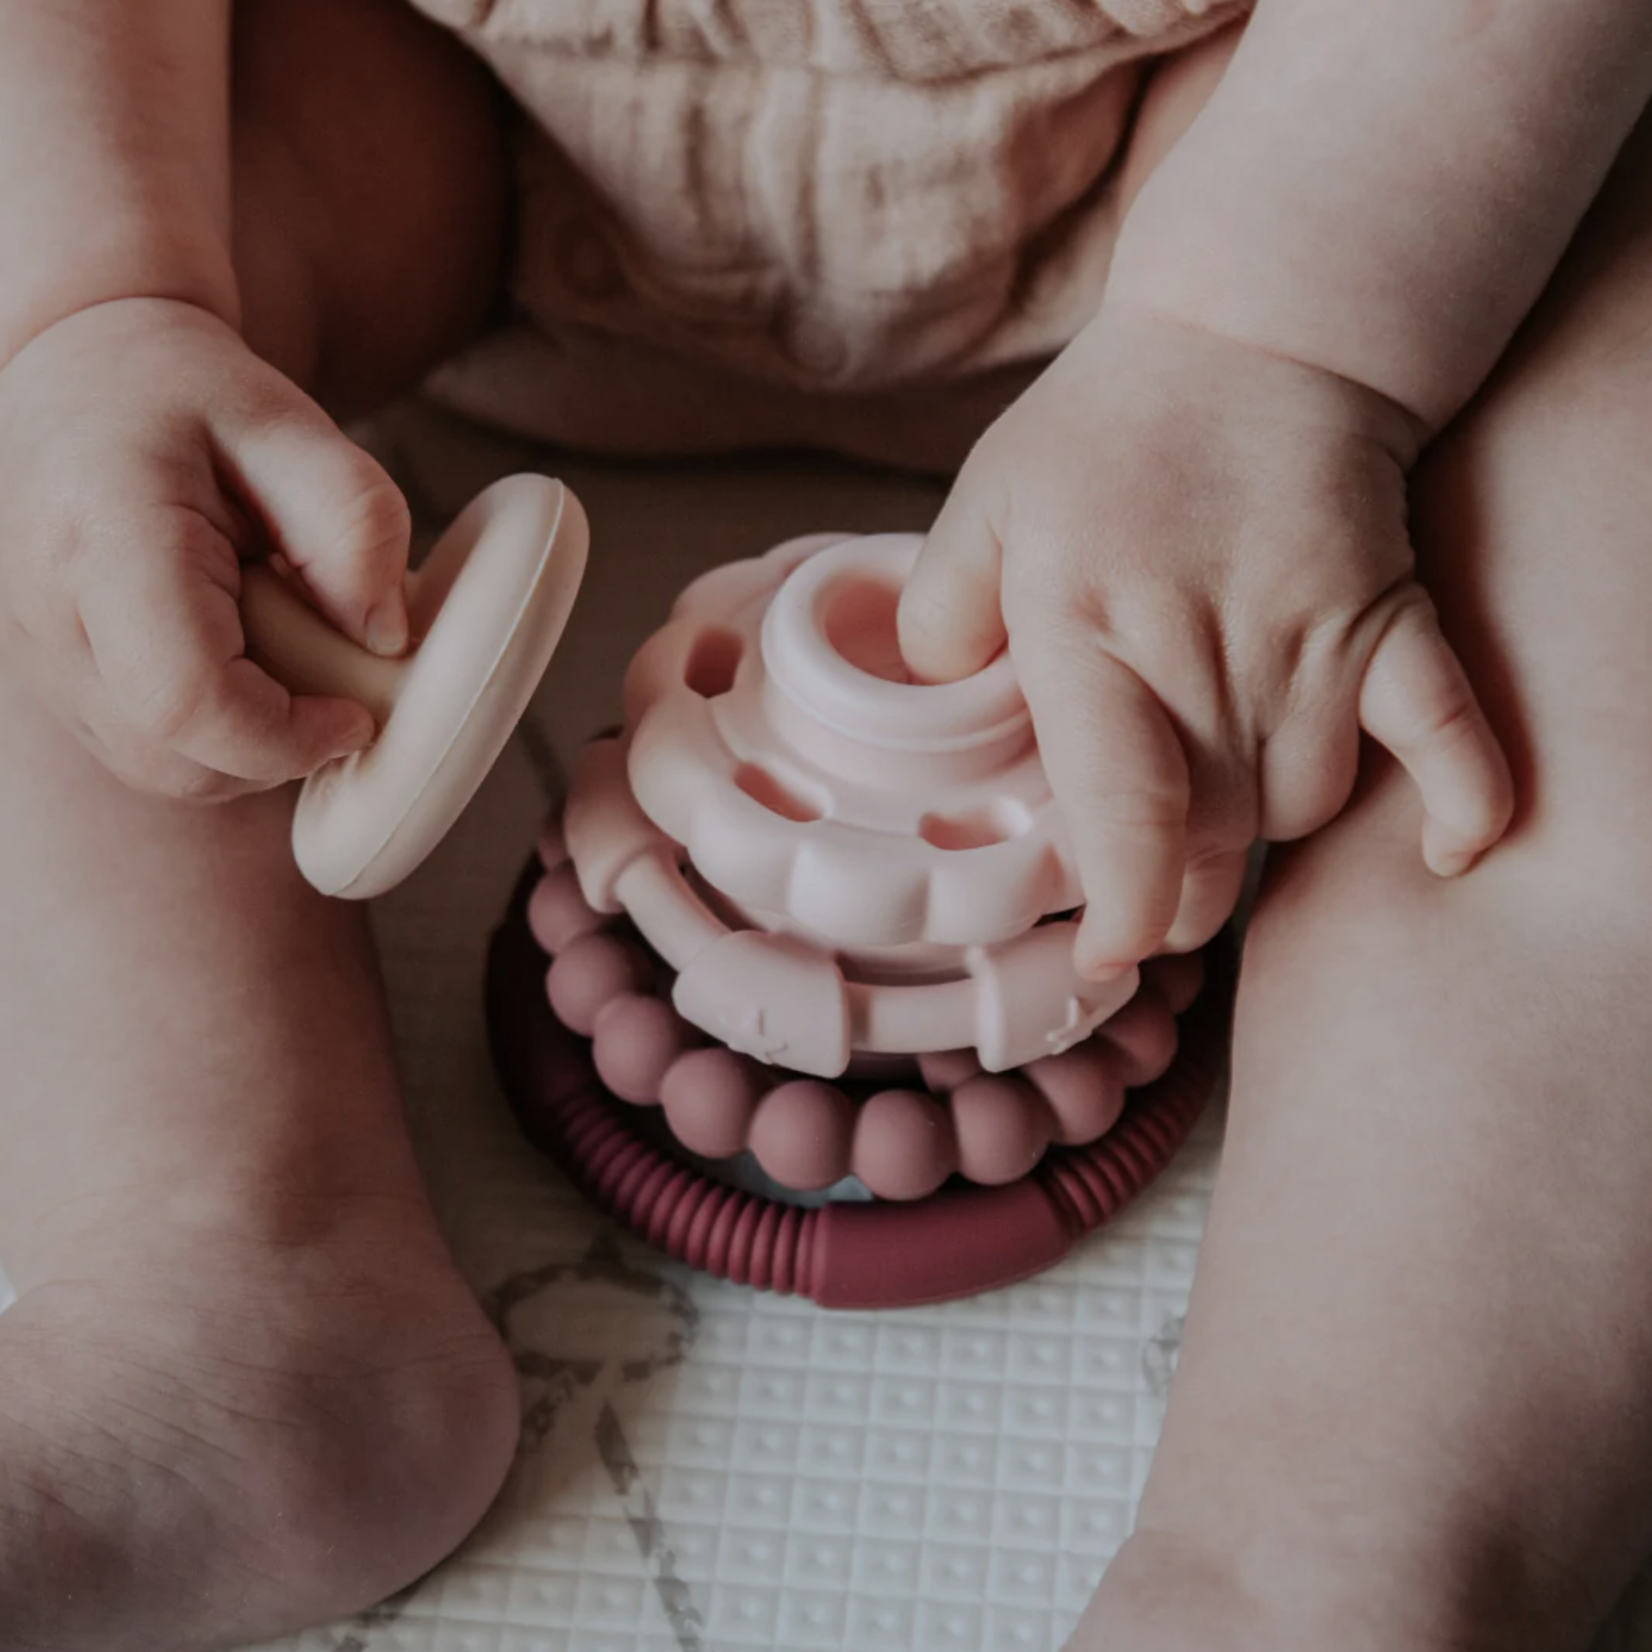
[
  {"x1": 592, "y1": 993, "x2": 696, "y2": 1105},
  {"x1": 851, "y1": 1089, "x2": 956, "y2": 1201},
  {"x1": 1096, "y1": 988, "x2": 1178, "y2": 1088},
  {"x1": 528, "y1": 863, "x2": 607, "y2": 955},
  {"x1": 1023, "y1": 1043, "x2": 1127, "y2": 1147},
  {"x1": 536, "y1": 816, "x2": 569, "y2": 871},
  {"x1": 545, "y1": 931, "x2": 654, "y2": 1037},
  {"x1": 916, "y1": 1048, "x2": 982, "y2": 1094},
  {"x1": 657, "y1": 1047, "x2": 767, "y2": 1159},
  {"x1": 950, "y1": 1076, "x2": 1054, "y2": 1186},
  {"x1": 747, "y1": 1080, "x2": 856, "y2": 1191},
  {"x1": 1143, "y1": 951, "x2": 1205, "y2": 1016}
]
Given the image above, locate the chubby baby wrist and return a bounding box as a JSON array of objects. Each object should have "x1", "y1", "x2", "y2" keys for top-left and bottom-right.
[
  {"x1": 0, "y1": 237, "x2": 240, "y2": 381},
  {"x1": 0, "y1": 290, "x2": 243, "y2": 384},
  {"x1": 1080, "y1": 296, "x2": 1428, "y2": 465},
  {"x1": 1104, "y1": 168, "x2": 1496, "y2": 444}
]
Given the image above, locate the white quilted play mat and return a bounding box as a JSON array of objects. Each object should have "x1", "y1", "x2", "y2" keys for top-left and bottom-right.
[{"x1": 203, "y1": 408, "x2": 1648, "y2": 1652}]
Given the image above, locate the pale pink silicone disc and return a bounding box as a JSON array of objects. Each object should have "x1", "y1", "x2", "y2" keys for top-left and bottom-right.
[{"x1": 242, "y1": 475, "x2": 588, "y2": 899}]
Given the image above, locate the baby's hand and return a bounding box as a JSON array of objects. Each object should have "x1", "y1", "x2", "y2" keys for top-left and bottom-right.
[
  {"x1": 0, "y1": 298, "x2": 411, "y2": 799},
  {"x1": 898, "y1": 308, "x2": 1514, "y2": 976}
]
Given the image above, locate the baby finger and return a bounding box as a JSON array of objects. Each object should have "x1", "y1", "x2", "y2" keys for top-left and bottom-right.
[
  {"x1": 1358, "y1": 591, "x2": 1514, "y2": 877},
  {"x1": 1015, "y1": 624, "x2": 1190, "y2": 978},
  {"x1": 898, "y1": 474, "x2": 1009, "y2": 684},
  {"x1": 79, "y1": 546, "x2": 371, "y2": 791},
  {"x1": 1161, "y1": 845, "x2": 1250, "y2": 954}
]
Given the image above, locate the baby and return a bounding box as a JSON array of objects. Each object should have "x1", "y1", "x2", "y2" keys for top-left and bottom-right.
[{"x1": 3, "y1": 1, "x2": 1652, "y2": 1648}]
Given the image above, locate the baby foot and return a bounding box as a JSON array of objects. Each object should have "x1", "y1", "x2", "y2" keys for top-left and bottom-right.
[{"x1": 0, "y1": 1202, "x2": 518, "y2": 1652}]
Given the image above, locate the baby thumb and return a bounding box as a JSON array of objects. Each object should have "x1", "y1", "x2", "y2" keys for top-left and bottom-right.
[
  {"x1": 230, "y1": 412, "x2": 413, "y2": 657},
  {"x1": 898, "y1": 484, "x2": 1008, "y2": 684}
]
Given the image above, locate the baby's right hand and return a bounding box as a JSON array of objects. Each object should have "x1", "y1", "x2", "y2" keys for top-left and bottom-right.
[{"x1": 0, "y1": 297, "x2": 412, "y2": 800}]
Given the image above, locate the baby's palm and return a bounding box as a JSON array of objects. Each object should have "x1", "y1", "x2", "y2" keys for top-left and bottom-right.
[{"x1": 899, "y1": 309, "x2": 1513, "y2": 974}]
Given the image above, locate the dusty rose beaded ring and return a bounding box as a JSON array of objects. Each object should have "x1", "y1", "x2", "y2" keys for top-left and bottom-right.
[
  {"x1": 528, "y1": 812, "x2": 1203, "y2": 1202},
  {"x1": 487, "y1": 822, "x2": 1233, "y2": 1309}
]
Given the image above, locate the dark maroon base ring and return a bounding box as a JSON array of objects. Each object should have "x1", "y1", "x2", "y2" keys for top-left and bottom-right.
[{"x1": 486, "y1": 861, "x2": 1237, "y2": 1309}]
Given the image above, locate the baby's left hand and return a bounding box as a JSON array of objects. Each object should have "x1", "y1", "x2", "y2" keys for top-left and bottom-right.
[{"x1": 898, "y1": 307, "x2": 1514, "y2": 977}]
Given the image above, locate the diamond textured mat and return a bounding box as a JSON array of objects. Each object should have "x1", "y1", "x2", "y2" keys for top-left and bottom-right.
[{"x1": 224, "y1": 410, "x2": 1651, "y2": 1652}]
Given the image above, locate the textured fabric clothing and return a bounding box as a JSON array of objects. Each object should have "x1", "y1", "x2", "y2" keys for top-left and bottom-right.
[{"x1": 411, "y1": 0, "x2": 1247, "y2": 401}]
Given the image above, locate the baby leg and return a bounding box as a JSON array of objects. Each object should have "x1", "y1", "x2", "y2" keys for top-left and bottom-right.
[
  {"x1": 231, "y1": 0, "x2": 507, "y2": 415},
  {"x1": 0, "y1": 675, "x2": 519, "y2": 1652},
  {"x1": 0, "y1": 4, "x2": 518, "y2": 1648},
  {"x1": 1072, "y1": 99, "x2": 1652, "y2": 1652}
]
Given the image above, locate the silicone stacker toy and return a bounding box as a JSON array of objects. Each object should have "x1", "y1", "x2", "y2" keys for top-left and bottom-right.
[
  {"x1": 486, "y1": 530, "x2": 1234, "y2": 1310},
  {"x1": 241, "y1": 473, "x2": 587, "y2": 899}
]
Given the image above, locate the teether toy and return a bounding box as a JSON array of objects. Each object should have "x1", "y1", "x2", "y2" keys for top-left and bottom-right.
[
  {"x1": 487, "y1": 529, "x2": 1233, "y2": 1308},
  {"x1": 242, "y1": 473, "x2": 587, "y2": 898}
]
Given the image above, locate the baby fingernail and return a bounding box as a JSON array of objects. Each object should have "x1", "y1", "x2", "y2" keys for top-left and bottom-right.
[{"x1": 365, "y1": 598, "x2": 408, "y2": 657}]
